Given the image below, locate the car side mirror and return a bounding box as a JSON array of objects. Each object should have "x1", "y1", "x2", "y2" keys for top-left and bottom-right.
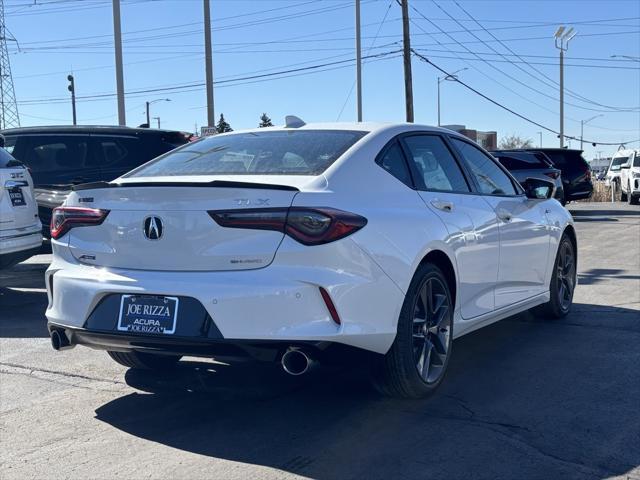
[{"x1": 521, "y1": 177, "x2": 555, "y2": 200}]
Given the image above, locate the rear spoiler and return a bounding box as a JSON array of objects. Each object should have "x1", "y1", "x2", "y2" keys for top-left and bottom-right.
[{"x1": 73, "y1": 180, "x2": 299, "y2": 192}]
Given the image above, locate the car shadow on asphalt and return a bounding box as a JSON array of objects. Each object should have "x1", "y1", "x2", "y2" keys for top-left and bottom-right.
[{"x1": 95, "y1": 303, "x2": 640, "y2": 480}]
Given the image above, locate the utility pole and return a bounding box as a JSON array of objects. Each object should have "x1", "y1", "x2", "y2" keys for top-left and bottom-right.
[
  {"x1": 401, "y1": 0, "x2": 413, "y2": 123},
  {"x1": 67, "y1": 74, "x2": 77, "y2": 126},
  {"x1": 204, "y1": 0, "x2": 215, "y2": 127},
  {"x1": 355, "y1": 0, "x2": 362, "y2": 122},
  {"x1": 554, "y1": 26, "x2": 576, "y2": 148},
  {"x1": 537, "y1": 131, "x2": 542, "y2": 147},
  {"x1": 145, "y1": 101, "x2": 150, "y2": 127},
  {"x1": 112, "y1": 0, "x2": 126, "y2": 126}
]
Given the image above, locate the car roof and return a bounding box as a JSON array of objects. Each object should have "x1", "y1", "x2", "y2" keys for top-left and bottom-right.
[
  {"x1": 212, "y1": 121, "x2": 470, "y2": 139},
  {"x1": 0, "y1": 125, "x2": 186, "y2": 136}
]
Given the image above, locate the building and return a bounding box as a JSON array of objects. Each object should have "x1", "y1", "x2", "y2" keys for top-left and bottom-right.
[{"x1": 442, "y1": 124, "x2": 498, "y2": 150}]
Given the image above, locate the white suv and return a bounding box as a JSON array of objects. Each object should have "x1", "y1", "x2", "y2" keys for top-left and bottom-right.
[
  {"x1": 0, "y1": 145, "x2": 42, "y2": 268},
  {"x1": 618, "y1": 149, "x2": 640, "y2": 205}
]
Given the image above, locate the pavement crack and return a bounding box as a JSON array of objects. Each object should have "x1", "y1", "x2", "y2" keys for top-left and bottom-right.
[{"x1": 0, "y1": 361, "x2": 126, "y2": 392}]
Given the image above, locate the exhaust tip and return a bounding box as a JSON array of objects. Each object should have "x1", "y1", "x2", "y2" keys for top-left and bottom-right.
[
  {"x1": 282, "y1": 348, "x2": 311, "y2": 376},
  {"x1": 50, "y1": 330, "x2": 71, "y2": 351}
]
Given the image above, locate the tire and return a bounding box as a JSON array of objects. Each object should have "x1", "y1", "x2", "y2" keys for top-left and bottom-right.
[
  {"x1": 371, "y1": 263, "x2": 454, "y2": 398},
  {"x1": 535, "y1": 233, "x2": 576, "y2": 319},
  {"x1": 628, "y1": 183, "x2": 639, "y2": 205},
  {"x1": 107, "y1": 350, "x2": 182, "y2": 370}
]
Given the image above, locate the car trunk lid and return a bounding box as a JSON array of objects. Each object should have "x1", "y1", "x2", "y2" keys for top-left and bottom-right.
[{"x1": 65, "y1": 181, "x2": 300, "y2": 271}]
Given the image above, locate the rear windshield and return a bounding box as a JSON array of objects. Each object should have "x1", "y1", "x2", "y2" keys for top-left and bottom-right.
[
  {"x1": 495, "y1": 154, "x2": 548, "y2": 170},
  {"x1": 125, "y1": 130, "x2": 367, "y2": 177},
  {"x1": 0, "y1": 147, "x2": 23, "y2": 168}
]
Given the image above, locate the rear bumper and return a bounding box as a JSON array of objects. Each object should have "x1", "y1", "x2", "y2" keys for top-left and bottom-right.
[
  {"x1": 45, "y1": 239, "x2": 403, "y2": 354},
  {"x1": 0, "y1": 226, "x2": 42, "y2": 266},
  {"x1": 47, "y1": 322, "x2": 340, "y2": 361}
]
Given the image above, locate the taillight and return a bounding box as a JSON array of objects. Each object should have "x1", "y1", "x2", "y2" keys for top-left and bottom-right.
[
  {"x1": 544, "y1": 171, "x2": 560, "y2": 179},
  {"x1": 50, "y1": 207, "x2": 110, "y2": 240},
  {"x1": 209, "y1": 207, "x2": 367, "y2": 246}
]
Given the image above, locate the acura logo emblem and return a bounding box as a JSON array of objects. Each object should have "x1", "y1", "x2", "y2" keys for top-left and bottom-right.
[{"x1": 143, "y1": 216, "x2": 163, "y2": 240}]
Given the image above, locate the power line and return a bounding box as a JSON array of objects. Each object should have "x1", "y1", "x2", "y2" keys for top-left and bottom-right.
[
  {"x1": 18, "y1": 50, "x2": 402, "y2": 105},
  {"x1": 412, "y1": 50, "x2": 640, "y2": 146},
  {"x1": 448, "y1": 0, "x2": 634, "y2": 112}
]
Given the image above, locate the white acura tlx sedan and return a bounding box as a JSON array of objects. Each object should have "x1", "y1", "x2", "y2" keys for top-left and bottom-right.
[{"x1": 46, "y1": 118, "x2": 577, "y2": 398}]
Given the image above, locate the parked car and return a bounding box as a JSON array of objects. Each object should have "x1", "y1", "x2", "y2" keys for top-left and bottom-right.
[
  {"x1": 490, "y1": 150, "x2": 565, "y2": 204},
  {"x1": 45, "y1": 121, "x2": 576, "y2": 398},
  {"x1": 0, "y1": 126, "x2": 192, "y2": 237},
  {"x1": 611, "y1": 149, "x2": 640, "y2": 205},
  {"x1": 501, "y1": 148, "x2": 592, "y2": 203},
  {"x1": 604, "y1": 153, "x2": 629, "y2": 189},
  {"x1": 0, "y1": 144, "x2": 42, "y2": 268}
]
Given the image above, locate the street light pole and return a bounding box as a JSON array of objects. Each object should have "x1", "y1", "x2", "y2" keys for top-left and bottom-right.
[
  {"x1": 437, "y1": 68, "x2": 467, "y2": 127},
  {"x1": 580, "y1": 114, "x2": 604, "y2": 151},
  {"x1": 537, "y1": 131, "x2": 542, "y2": 147},
  {"x1": 554, "y1": 26, "x2": 577, "y2": 148},
  {"x1": 145, "y1": 99, "x2": 170, "y2": 128},
  {"x1": 355, "y1": 0, "x2": 362, "y2": 122}
]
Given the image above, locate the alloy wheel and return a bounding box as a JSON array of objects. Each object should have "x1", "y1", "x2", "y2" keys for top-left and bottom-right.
[
  {"x1": 412, "y1": 277, "x2": 452, "y2": 384},
  {"x1": 556, "y1": 241, "x2": 576, "y2": 311}
]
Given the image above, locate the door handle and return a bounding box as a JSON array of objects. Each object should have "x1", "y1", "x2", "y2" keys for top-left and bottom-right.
[
  {"x1": 497, "y1": 209, "x2": 512, "y2": 222},
  {"x1": 430, "y1": 200, "x2": 454, "y2": 212}
]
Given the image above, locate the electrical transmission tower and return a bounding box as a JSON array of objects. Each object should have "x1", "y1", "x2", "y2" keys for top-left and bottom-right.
[{"x1": 0, "y1": 0, "x2": 20, "y2": 130}]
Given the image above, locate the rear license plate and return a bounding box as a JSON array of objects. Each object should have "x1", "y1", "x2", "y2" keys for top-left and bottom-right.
[
  {"x1": 9, "y1": 187, "x2": 25, "y2": 207},
  {"x1": 117, "y1": 295, "x2": 179, "y2": 335}
]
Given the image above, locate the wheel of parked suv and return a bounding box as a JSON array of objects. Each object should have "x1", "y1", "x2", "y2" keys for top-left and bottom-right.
[
  {"x1": 535, "y1": 233, "x2": 576, "y2": 319},
  {"x1": 628, "y1": 182, "x2": 639, "y2": 205},
  {"x1": 371, "y1": 263, "x2": 453, "y2": 398},
  {"x1": 107, "y1": 351, "x2": 182, "y2": 370}
]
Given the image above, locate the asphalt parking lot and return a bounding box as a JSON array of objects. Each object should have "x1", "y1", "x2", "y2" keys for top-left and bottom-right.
[{"x1": 1, "y1": 203, "x2": 639, "y2": 480}]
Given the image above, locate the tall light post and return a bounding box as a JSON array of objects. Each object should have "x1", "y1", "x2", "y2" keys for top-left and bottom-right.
[
  {"x1": 355, "y1": 0, "x2": 362, "y2": 122},
  {"x1": 554, "y1": 26, "x2": 577, "y2": 148},
  {"x1": 580, "y1": 114, "x2": 603, "y2": 151},
  {"x1": 437, "y1": 68, "x2": 467, "y2": 126},
  {"x1": 145, "y1": 98, "x2": 170, "y2": 127},
  {"x1": 204, "y1": 0, "x2": 214, "y2": 128},
  {"x1": 537, "y1": 131, "x2": 542, "y2": 147}
]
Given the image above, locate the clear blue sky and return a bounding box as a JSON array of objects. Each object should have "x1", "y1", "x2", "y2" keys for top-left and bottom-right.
[{"x1": 5, "y1": 0, "x2": 640, "y2": 160}]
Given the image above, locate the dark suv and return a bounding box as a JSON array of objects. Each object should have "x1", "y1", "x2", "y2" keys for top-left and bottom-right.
[
  {"x1": 490, "y1": 150, "x2": 565, "y2": 204},
  {"x1": 497, "y1": 148, "x2": 593, "y2": 203},
  {"x1": 1, "y1": 126, "x2": 192, "y2": 236}
]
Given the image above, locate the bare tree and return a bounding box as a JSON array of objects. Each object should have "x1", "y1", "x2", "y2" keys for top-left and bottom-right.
[{"x1": 498, "y1": 134, "x2": 534, "y2": 149}]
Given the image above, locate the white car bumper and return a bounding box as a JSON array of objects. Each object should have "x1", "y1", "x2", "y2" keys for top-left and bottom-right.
[
  {"x1": 0, "y1": 224, "x2": 42, "y2": 267},
  {"x1": 45, "y1": 238, "x2": 404, "y2": 354}
]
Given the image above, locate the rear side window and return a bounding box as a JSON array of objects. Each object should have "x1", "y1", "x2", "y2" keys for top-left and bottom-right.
[
  {"x1": 634, "y1": 154, "x2": 639, "y2": 167},
  {"x1": 23, "y1": 136, "x2": 89, "y2": 173},
  {"x1": 94, "y1": 136, "x2": 143, "y2": 169},
  {"x1": 377, "y1": 141, "x2": 412, "y2": 187},
  {"x1": 125, "y1": 130, "x2": 366, "y2": 177},
  {"x1": 403, "y1": 135, "x2": 469, "y2": 192},
  {"x1": 495, "y1": 154, "x2": 548, "y2": 170}
]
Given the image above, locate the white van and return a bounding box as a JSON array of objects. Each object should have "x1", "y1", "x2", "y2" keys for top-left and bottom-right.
[{"x1": 0, "y1": 144, "x2": 42, "y2": 268}]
